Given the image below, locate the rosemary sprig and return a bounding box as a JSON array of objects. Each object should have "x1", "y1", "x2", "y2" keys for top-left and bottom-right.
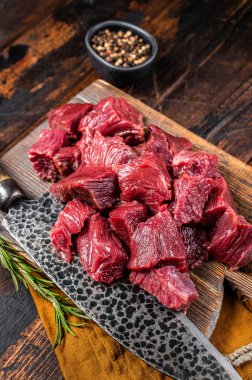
[{"x1": 0, "y1": 236, "x2": 90, "y2": 348}]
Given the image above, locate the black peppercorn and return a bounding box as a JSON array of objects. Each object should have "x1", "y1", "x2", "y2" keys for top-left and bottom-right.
[{"x1": 91, "y1": 28, "x2": 151, "y2": 68}]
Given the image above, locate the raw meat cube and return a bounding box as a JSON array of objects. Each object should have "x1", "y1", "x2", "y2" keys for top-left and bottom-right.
[
  {"x1": 180, "y1": 226, "x2": 209, "y2": 268},
  {"x1": 49, "y1": 103, "x2": 93, "y2": 137},
  {"x1": 85, "y1": 131, "x2": 137, "y2": 168},
  {"x1": 203, "y1": 177, "x2": 236, "y2": 223},
  {"x1": 109, "y1": 201, "x2": 148, "y2": 246},
  {"x1": 172, "y1": 150, "x2": 220, "y2": 178},
  {"x1": 50, "y1": 199, "x2": 95, "y2": 263},
  {"x1": 136, "y1": 126, "x2": 192, "y2": 168},
  {"x1": 116, "y1": 154, "x2": 172, "y2": 213},
  {"x1": 128, "y1": 207, "x2": 187, "y2": 271},
  {"x1": 77, "y1": 213, "x2": 128, "y2": 283},
  {"x1": 53, "y1": 145, "x2": 81, "y2": 176},
  {"x1": 135, "y1": 125, "x2": 173, "y2": 168},
  {"x1": 78, "y1": 97, "x2": 145, "y2": 143},
  {"x1": 207, "y1": 208, "x2": 252, "y2": 269},
  {"x1": 28, "y1": 129, "x2": 69, "y2": 182},
  {"x1": 165, "y1": 133, "x2": 192, "y2": 155},
  {"x1": 50, "y1": 162, "x2": 119, "y2": 210},
  {"x1": 208, "y1": 208, "x2": 238, "y2": 254},
  {"x1": 172, "y1": 174, "x2": 215, "y2": 225},
  {"x1": 130, "y1": 266, "x2": 199, "y2": 312}
]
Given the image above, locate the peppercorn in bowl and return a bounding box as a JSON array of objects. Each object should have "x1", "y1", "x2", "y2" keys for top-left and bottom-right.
[{"x1": 85, "y1": 20, "x2": 158, "y2": 84}]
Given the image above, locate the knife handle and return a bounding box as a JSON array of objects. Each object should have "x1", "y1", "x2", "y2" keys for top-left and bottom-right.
[{"x1": 0, "y1": 168, "x2": 24, "y2": 212}]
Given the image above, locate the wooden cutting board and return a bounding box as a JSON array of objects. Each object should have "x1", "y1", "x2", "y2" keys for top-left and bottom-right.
[{"x1": 0, "y1": 79, "x2": 252, "y2": 338}]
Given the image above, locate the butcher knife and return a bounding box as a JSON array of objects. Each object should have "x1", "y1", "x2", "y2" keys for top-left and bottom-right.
[{"x1": 0, "y1": 170, "x2": 241, "y2": 380}]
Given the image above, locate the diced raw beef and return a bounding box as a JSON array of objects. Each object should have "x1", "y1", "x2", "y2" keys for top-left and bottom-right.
[
  {"x1": 50, "y1": 199, "x2": 95, "y2": 263},
  {"x1": 50, "y1": 162, "x2": 119, "y2": 210},
  {"x1": 165, "y1": 133, "x2": 193, "y2": 155},
  {"x1": 172, "y1": 150, "x2": 220, "y2": 178},
  {"x1": 130, "y1": 266, "x2": 198, "y2": 312},
  {"x1": 128, "y1": 207, "x2": 187, "y2": 271},
  {"x1": 53, "y1": 145, "x2": 81, "y2": 176},
  {"x1": 78, "y1": 97, "x2": 145, "y2": 143},
  {"x1": 28, "y1": 129, "x2": 69, "y2": 181},
  {"x1": 116, "y1": 154, "x2": 172, "y2": 213},
  {"x1": 135, "y1": 125, "x2": 173, "y2": 168},
  {"x1": 56, "y1": 129, "x2": 96, "y2": 175},
  {"x1": 109, "y1": 201, "x2": 148, "y2": 246},
  {"x1": 49, "y1": 103, "x2": 93, "y2": 137},
  {"x1": 85, "y1": 131, "x2": 137, "y2": 168},
  {"x1": 180, "y1": 226, "x2": 209, "y2": 268},
  {"x1": 76, "y1": 227, "x2": 89, "y2": 269},
  {"x1": 172, "y1": 174, "x2": 215, "y2": 225},
  {"x1": 203, "y1": 177, "x2": 236, "y2": 223},
  {"x1": 207, "y1": 208, "x2": 252, "y2": 269},
  {"x1": 77, "y1": 213, "x2": 128, "y2": 283}
]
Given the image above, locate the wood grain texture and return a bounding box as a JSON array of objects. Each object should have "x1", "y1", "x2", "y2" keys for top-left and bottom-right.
[
  {"x1": 0, "y1": 318, "x2": 63, "y2": 380},
  {"x1": 188, "y1": 262, "x2": 225, "y2": 338},
  {"x1": 0, "y1": 0, "x2": 67, "y2": 49},
  {"x1": 0, "y1": 271, "x2": 37, "y2": 357},
  {"x1": 226, "y1": 270, "x2": 252, "y2": 299}
]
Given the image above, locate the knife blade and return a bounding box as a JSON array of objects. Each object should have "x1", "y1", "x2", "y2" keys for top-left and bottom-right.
[{"x1": 1, "y1": 188, "x2": 241, "y2": 380}]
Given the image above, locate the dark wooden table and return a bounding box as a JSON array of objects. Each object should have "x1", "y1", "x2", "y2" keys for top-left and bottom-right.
[{"x1": 0, "y1": 1, "x2": 251, "y2": 379}]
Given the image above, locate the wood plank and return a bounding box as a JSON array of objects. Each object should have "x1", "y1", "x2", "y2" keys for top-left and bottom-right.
[
  {"x1": 188, "y1": 262, "x2": 224, "y2": 337},
  {"x1": 0, "y1": 269, "x2": 37, "y2": 357},
  {"x1": 133, "y1": 0, "x2": 252, "y2": 163},
  {"x1": 0, "y1": 318, "x2": 62, "y2": 380},
  {"x1": 0, "y1": 0, "x2": 66, "y2": 50}
]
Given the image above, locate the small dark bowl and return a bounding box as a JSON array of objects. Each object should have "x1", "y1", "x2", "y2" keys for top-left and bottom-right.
[{"x1": 85, "y1": 20, "x2": 158, "y2": 85}]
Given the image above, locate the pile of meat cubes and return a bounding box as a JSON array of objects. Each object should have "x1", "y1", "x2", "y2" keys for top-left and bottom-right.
[{"x1": 28, "y1": 97, "x2": 252, "y2": 312}]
